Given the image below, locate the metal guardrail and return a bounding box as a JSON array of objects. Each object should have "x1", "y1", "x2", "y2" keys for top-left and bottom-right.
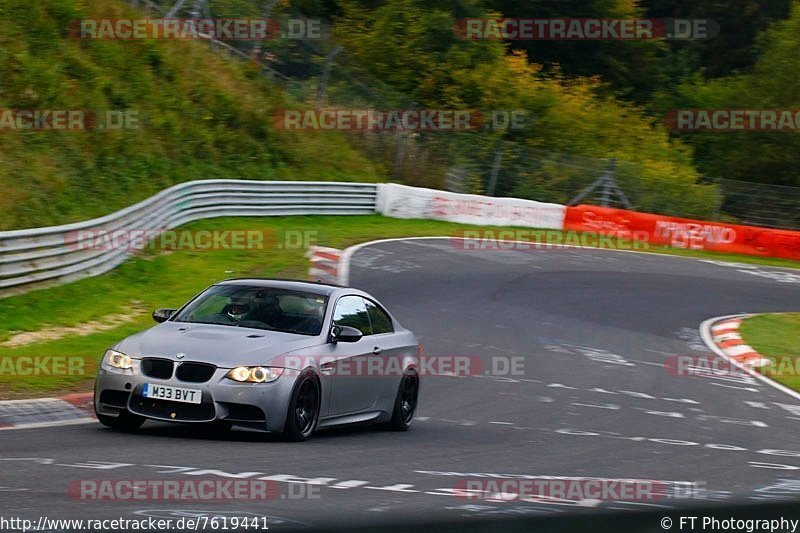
[{"x1": 0, "y1": 180, "x2": 377, "y2": 298}]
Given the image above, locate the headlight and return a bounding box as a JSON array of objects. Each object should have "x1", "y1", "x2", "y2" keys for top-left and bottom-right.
[
  {"x1": 226, "y1": 366, "x2": 283, "y2": 383},
  {"x1": 104, "y1": 349, "x2": 133, "y2": 370}
]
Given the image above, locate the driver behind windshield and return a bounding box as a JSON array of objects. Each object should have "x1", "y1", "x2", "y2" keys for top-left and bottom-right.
[
  {"x1": 173, "y1": 286, "x2": 326, "y2": 334},
  {"x1": 223, "y1": 294, "x2": 252, "y2": 322}
]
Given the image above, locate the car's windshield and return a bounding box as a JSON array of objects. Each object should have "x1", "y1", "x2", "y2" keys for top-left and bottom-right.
[{"x1": 172, "y1": 285, "x2": 328, "y2": 336}]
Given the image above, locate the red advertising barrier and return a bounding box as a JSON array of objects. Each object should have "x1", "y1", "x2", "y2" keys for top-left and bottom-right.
[{"x1": 564, "y1": 205, "x2": 800, "y2": 261}]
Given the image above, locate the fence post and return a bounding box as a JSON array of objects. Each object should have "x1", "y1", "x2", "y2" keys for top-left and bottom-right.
[
  {"x1": 316, "y1": 46, "x2": 344, "y2": 106},
  {"x1": 486, "y1": 141, "x2": 506, "y2": 196}
]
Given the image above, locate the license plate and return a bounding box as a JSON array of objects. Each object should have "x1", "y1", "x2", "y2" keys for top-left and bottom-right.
[{"x1": 142, "y1": 383, "x2": 202, "y2": 404}]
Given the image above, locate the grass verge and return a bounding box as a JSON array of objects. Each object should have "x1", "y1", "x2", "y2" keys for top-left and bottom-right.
[
  {"x1": 739, "y1": 313, "x2": 800, "y2": 392},
  {"x1": 1, "y1": 214, "x2": 799, "y2": 399}
]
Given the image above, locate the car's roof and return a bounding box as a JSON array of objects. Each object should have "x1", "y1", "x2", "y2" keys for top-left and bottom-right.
[{"x1": 215, "y1": 278, "x2": 344, "y2": 296}]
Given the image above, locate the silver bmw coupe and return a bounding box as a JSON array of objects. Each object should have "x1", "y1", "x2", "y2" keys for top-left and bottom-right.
[{"x1": 93, "y1": 279, "x2": 420, "y2": 441}]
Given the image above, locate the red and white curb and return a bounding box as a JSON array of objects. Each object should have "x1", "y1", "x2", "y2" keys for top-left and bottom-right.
[
  {"x1": 0, "y1": 392, "x2": 95, "y2": 430},
  {"x1": 700, "y1": 314, "x2": 800, "y2": 402},
  {"x1": 306, "y1": 245, "x2": 342, "y2": 285},
  {"x1": 707, "y1": 316, "x2": 772, "y2": 368}
]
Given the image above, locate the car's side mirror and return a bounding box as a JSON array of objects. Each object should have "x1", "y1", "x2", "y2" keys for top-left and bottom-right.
[
  {"x1": 330, "y1": 325, "x2": 363, "y2": 343},
  {"x1": 152, "y1": 308, "x2": 176, "y2": 323}
]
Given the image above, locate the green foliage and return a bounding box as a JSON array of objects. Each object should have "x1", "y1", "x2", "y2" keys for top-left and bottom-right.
[
  {"x1": 492, "y1": 0, "x2": 670, "y2": 103},
  {"x1": 0, "y1": 0, "x2": 381, "y2": 230},
  {"x1": 7, "y1": 0, "x2": 790, "y2": 228},
  {"x1": 642, "y1": 0, "x2": 792, "y2": 79},
  {"x1": 334, "y1": 1, "x2": 711, "y2": 215},
  {"x1": 671, "y1": 3, "x2": 800, "y2": 187}
]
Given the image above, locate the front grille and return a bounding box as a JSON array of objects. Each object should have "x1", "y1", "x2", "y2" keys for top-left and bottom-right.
[
  {"x1": 141, "y1": 358, "x2": 173, "y2": 379},
  {"x1": 128, "y1": 386, "x2": 215, "y2": 421},
  {"x1": 175, "y1": 362, "x2": 217, "y2": 383},
  {"x1": 99, "y1": 390, "x2": 130, "y2": 408}
]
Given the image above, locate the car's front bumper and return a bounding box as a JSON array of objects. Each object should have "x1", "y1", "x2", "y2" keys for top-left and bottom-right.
[{"x1": 94, "y1": 363, "x2": 298, "y2": 432}]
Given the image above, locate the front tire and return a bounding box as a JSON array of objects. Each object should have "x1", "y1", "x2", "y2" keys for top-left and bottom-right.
[
  {"x1": 282, "y1": 373, "x2": 320, "y2": 441},
  {"x1": 387, "y1": 372, "x2": 419, "y2": 431},
  {"x1": 96, "y1": 410, "x2": 145, "y2": 432}
]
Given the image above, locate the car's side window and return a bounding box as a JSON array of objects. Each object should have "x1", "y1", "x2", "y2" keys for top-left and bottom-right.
[
  {"x1": 333, "y1": 296, "x2": 372, "y2": 335},
  {"x1": 365, "y1": 300, "x2": 394, "y2": 335}
]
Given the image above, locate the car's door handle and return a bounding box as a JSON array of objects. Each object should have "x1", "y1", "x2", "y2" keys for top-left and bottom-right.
[
  {"x1": 372, "y1": 347, "x2": 383, "y2": 355},
  {"x1": 320, "y1": 362, "x2": 335, "y2": 374}
]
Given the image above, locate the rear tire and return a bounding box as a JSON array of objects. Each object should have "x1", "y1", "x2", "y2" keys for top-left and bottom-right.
[
  {"x1": 387, "y1": 372, "x2": 419, "y2": 431},
  {"x1": 282, "y1": 373, "x2": 320, "y2": 442},
  {"x1": 97, "y1": 410, "x2": 145, "y2": 432}
]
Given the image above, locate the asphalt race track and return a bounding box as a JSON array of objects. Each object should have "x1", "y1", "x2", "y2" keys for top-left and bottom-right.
[{"x1": 4, "y1": 239, "x2": 800, "y2": 530}]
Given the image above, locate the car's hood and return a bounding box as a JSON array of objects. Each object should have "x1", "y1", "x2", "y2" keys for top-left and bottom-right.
[{"x1": 114, "y1": 322, "x2": 325, "y2": 368}]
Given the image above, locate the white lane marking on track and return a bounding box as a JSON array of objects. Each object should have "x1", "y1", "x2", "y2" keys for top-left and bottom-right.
[
  {"x1": 629, "y1": 359, "x2": 664, "y2": 368},
  {"x1": 710, "y1": 382, "x2": 759, "y2": 392},
  {"x1": 0, "y1": 417, "x2": 95, "y2": 431},
  {"x1": 774, "y1": 403, "x2": 800, "y2": 416},
  {"x1": 695, "y1": 414, "x2": 767, "y2": 427},
  {"x1": 330, "y1": 480, "x2": 370, "y2": 489},
  {"x1": 546, "y1": 428, "x2": 800, "y2": 465},
  {"x1": 0, "y1": 458, "x2": 56, "y2": 464},
  {"x1": 635, "y1": 409, "x2": 684, "y2": 418},
  {"x1": 739, "y1": 270, "x2": 800, "y2": 284},
  {"x1": 571, "y1": 402, "x2": 620, "y2": 410},
  {"x1": 0, "y1": 456, "x2": 717, "y2": 511},
  {"x1": 440, "y1": 418, "x2": 477, "y2": 426},
  {"x1": 366, "y1": 484, "x2": 419, "y2": 493},
  {"x1": 479, "y1": 378, "x2": 704, "y2": 406}
]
